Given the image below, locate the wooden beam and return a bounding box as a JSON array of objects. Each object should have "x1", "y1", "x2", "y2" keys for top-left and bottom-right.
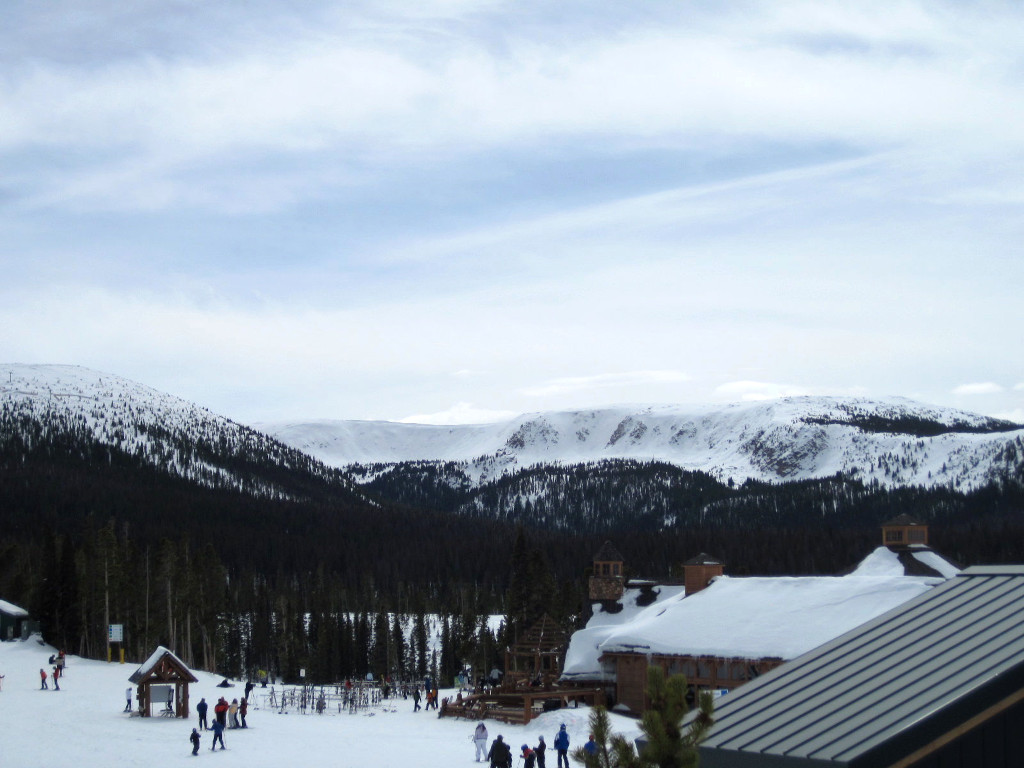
[{"x1": 886, "y1": 687, "x2": 1024, "y2": 768}]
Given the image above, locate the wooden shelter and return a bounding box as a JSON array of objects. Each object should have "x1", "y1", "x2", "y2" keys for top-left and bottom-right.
[
  {"x1": 504, "y1": 614, "x2": 570, "y2": 687},
  {"x1": 128, "y1": 646, "x2": 198, "y2": 718}
]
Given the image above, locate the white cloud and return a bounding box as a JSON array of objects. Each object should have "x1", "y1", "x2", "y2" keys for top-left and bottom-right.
[
  {"x1": 713, "y1": 381, "x2": 812, "y2": 401},
  {"x1": 521, "y1": 371, "x2": 691, "y2": 398},
  {"x1": 951, "y1": 382, "x2": 1004, "y2": 396}
]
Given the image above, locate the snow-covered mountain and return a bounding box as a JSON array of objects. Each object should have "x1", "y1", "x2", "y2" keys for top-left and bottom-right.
[
  {"x1": 257, "y1": 398, "x2": 1024, "y2": 491},
  {"x1": 0, "y1": 363, "x2": 355, "y2": 499}
]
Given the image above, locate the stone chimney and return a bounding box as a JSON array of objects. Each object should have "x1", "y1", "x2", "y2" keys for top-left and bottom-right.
[
  {"x1": 589, "y1": 541, "x2": 625, "y2": 601},
  {"x1": 683, "y1": 553, "x2": 725, "y2": 596}
]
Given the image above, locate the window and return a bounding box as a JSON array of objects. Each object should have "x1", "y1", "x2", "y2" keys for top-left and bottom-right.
[
  {"x1": 885, "y1": 529, "x2": 904, "y2": 543},
  {"x1": 909, "y1": 529, "x2": 926, "y2": 543}
]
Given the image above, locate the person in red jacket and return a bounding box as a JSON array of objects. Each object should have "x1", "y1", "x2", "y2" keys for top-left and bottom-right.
[
  {"x1": 239, "y1": 697, "x2": 248, "y2": 728},
  {"x1": 40, "y1": 668, "x2": 48, "y2": 690},
  {"x1": 214, "y1": 697, "x2": 229, "y2": 726}
]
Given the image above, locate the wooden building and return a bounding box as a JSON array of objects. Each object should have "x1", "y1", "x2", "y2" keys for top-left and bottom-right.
[
  {"x1": 128, "y1": 646, "x2": 198, "y2": 718},
  {"x1": 504, "y1": 614, "x2": 570, "y2": 687},
  {"x1": 563, "y1": 523, "x2": 959, "y2": 714},
  {"x1": 699, "y1": 566, "x2": 1024, "y2": 768},
  {"x1": 0, "y1": 599, "x2": 30, "y2": 641}
]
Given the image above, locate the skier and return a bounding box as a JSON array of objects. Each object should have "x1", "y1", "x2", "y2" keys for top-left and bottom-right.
[
  {"x1": 554, "y1": 724, "x2": 570, "y2": 768},
  {"x1": 40, "y1": 668, "x2": 48, "y2": 690},
  {"x1": 190, "y1": 728, "x2": 201, "y2": 756},
  {"x1": 196, "y1": 697, "x2": 208, "y2": 730},
  {"x1": 210, "y1": 719, "x2": 226, "y2": 751},
  {"x1": 228, "y1": 698, "x2": 239, "y2": 728},
  {"x1": 535, "y1": 735, "x2": 547, "y2": 768},
  {"x1": 239, "y1": 697, "x2": 248, "y2": 728},
  {"x1": 473, "y1": 721, "x2": 489, "y2": 762},
  {"x1": 488, "y1": 734, "x2": 512, "y2": 768},
  {"x1": 521, "y1": 744, "x2": 537, "y2": 768}
]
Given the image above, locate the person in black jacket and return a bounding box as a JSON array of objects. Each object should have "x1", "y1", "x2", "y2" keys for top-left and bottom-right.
[
  {"x1": 196, "y1": 697, "x2": 208, "y2": 730},
  {"x1": 488, "y1": 735, "x2": 512, "y2": 768},
  {"x1": 535, "y1": 735, "x2": 547, "y2": 768},
  {"x1": 190, "y1": 728, "x2": 201, "y2": 756}
]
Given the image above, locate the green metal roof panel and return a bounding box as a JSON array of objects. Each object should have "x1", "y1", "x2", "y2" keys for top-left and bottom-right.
[{"x1": 699, "y1": 571, "x2": 1024, "y2": 767}]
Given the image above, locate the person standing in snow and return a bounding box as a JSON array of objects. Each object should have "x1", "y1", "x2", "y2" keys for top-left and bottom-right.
[
  {"x1": 40, "y1": 668, "x2": 48, "y2": 690},
  {"x1": 412, "y1": 686, "x2": 421, "y2": 711},
  {"x1": 210, "y1": 719, "x2": 226, "y2": 751},
  {"x1": 488, "y1": 735, "x2": 512, "y2": 768},
  {"x1": 473, "y1": 722, "x2": 489, "y2": 762},
  {"x1": 554, "y1": 724, "x2": 570, "y2": 768},
  {"x1": 521, "y1": 744, "x2": 537, "y2": 768},
  {"x1": 228, "y1": 698, "x2": 239, "y2": 728},
  {"x1": 190, "y1": 728, "x2": 201, "y2": 755},
  {"x1": 125, "y1": 687, "x2": 133, "y2": 712},
  {"x1": 215, "y1": 696, "x2": 228, "y2": 726},
  {"x1": 52, "y1": 666, "x2": 60, "y2": 691},
  {"x1": 196, "y1": 697, "x2": 208, "y2": 730},
  {"x1": 535, "y1": 735, "x2": 546, "y2": 768},
  {"x1": 583, "y1": 735, "x2": 597, "y2": 757},
  {"x1": 239, "y1": 697, "x2": 248, "y2": 728}
]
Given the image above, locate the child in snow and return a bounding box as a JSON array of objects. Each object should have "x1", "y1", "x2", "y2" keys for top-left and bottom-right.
[
  {"x1": 210, "y1": 719, "x2": 226, "y2": 751},
  {"x1": 40, "y1": 668, "x2": 48, "y2": 690},
  {"x1": 535, "y1": 735, "x2": 546, "y2": 768},
  {"x1": 521, "y1": 744, "x2": 537, "y2": 768},
  {"x1": 190, "y1": 728, "x2": 201, "y2": 755}
]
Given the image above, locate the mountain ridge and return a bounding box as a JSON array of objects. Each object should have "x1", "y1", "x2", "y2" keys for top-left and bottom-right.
[{"x1": 257, "y1": 398, "x2": 1024, "y2": 492}]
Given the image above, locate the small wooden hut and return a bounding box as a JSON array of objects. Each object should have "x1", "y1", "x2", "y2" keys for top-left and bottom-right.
[{"x1": 128, "y1": 646, "x2": 198, "y2": 718}]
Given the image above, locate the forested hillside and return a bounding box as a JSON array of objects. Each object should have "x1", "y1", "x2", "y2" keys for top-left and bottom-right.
[
  {"x1": 3, "y1": 365, "x2": 1024, "y2": 689},
  {"x1": 350, "y1": 458, "x2": 1024, "y2": 535}
]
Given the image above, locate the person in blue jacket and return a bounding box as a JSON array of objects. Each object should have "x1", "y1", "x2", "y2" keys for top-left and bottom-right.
[
  {"x1": 554, "y1": 724, "x2": 570, "y2": 768},
  {"x1": 210, "y1": 719, "x2": 226, "y2": 751}
]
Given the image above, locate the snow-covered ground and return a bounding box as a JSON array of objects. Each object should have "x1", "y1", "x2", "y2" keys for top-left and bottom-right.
[{"x1": 0, "y1": 637, "x2": 632, "y2": 767}]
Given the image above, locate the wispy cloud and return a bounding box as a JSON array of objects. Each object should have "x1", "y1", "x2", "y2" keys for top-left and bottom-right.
[
  {"x1": 951, "y1": 382, "x2": 1004, "y2": 396},
  {"x1": 713, "y1": 381, "x2": 813, "y2": 401},
  {"x1": 522, "y1": 371, "x2": 690, "y2": 398}
]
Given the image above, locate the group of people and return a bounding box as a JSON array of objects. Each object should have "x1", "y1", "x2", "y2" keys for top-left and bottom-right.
[
  {"x1": 411, "y1": 680, "x2": 439, "y2": 712},
  {"x1": 191, "y1": 694, "x2": 250, "y2": 753},
  {"x1": 39, "y1": 650, "x2": 67, "y2": 692},
  {"x1": 477, "y1": 721, "x2": 578, "y2": 768}
]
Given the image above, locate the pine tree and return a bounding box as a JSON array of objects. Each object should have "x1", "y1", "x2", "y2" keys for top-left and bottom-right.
[{"x1": 637, "y1": 667, "x2": 714, "y2": 768}]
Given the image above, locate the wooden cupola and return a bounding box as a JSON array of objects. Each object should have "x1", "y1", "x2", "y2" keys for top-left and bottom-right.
[
  {"x1": 589, "y1": 541, "x2": 625, "y2": 601},
  {"x1": 682, "y1": 553, "x2": 725, "y2": 596},
  {"x1": 882, "y1": 514, "x2": 929, "y2": 549}
]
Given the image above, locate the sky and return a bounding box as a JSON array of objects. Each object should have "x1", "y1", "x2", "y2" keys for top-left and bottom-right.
[{"x1": 2, "y1": 0, "x2": 1023, "y2": 425}]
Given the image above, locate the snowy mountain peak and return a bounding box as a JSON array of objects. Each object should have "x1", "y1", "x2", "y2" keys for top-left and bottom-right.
[{"x1": 258, "y1": 397, "x2": 1023, "y2": 491}]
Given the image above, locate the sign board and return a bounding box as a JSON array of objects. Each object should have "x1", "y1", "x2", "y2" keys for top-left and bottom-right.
[
  {"x1": 108, "y1": 624, "x2": 124, "y2": 642},
  {"x1": 299, "y1": 668, "x2": 305, "y2": 678}
]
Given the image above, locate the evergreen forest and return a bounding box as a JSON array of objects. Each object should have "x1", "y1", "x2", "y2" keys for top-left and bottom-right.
[{"x1": 2, "y1": 409, "x2": 1023, "y2": 687}]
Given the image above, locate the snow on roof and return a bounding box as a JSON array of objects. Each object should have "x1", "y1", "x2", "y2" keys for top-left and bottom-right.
[
  {"x1": 563, "y1": 548, "x2": 948, "y2": 679},
  {"x1": 129, "y1": 646, "x2": 195, "y2": 683},
  {"x1": 562, "y1": 584, "x2": 685, "y2": 681},
  {"x1": 0, "y1": 599, "x2": 29, "y2": 617},
  {"x1": 908, "y1": 548, "x2": 960, "y2": 579}
]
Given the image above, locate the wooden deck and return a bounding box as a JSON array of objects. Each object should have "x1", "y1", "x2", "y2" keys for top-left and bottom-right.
[{"x1": 439, "y1": 687, "x2": 605, "y2": 726}]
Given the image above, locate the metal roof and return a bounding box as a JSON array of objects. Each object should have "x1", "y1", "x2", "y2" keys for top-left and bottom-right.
[{"x1": 698, "y1": 566, "x2": 1024, "y2": 768}]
